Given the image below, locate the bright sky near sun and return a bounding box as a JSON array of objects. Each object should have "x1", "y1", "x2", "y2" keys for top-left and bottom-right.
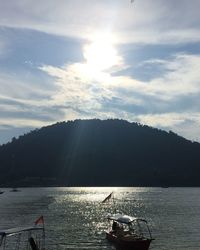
[{"x1": 0, "y1": 0, "x2": 200, "y2": 144}]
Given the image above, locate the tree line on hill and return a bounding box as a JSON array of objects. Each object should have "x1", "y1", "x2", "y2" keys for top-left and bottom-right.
[{"x1": 0, "y1": 119, "x2": 200, "y2": 187}]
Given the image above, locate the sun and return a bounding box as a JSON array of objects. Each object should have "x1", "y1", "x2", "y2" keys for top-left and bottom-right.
[{"x1": 83, "y1": 35, "x2": 120, "y2": 72}]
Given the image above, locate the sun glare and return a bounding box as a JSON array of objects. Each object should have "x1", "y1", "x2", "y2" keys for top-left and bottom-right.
[{"x1": 83, "y1": 35, "x2": 119, "y2": 72}]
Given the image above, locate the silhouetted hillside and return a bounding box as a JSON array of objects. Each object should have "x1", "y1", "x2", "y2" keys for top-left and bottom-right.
[{"x1": 0, "y1": 119, "x2": 200, "y2": 187}]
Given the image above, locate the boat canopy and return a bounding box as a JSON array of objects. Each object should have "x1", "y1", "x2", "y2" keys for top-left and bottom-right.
[
  {"x1": 0, "y1": 225, "x2": 44, "y2": 237},
  {"x1": 107, "y1": 214, "x2": 147, "y2": 224}
]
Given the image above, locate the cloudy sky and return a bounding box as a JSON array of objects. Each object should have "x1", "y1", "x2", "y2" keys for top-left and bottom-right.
[{"x1": 0, "y1": 0, "x2": 200, "y2": 144}]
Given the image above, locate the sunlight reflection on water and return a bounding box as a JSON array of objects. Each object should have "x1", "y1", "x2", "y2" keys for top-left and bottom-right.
[{"x1": 1, "y1": 187, "x2": 200, "y2": 249}]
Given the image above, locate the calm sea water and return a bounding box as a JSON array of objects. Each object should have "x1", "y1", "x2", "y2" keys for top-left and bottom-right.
[{"x1": 0, "y1": 187, "x2": 200, "y2": 250}]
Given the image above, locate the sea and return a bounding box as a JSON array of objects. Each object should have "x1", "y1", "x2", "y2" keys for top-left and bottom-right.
[{"x1": 0, "y1": 187, "x2": 200, "y2": 250}]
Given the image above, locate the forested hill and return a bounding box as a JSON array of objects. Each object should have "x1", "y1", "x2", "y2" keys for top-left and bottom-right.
[{"x1": 0, "y1": 119, "x2": 200, "y2": 187}]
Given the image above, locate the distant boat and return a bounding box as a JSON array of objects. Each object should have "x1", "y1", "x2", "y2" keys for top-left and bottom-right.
[
  {"x1": 0, "y1": 191, "x2": 4, "y2": 194},
  {"x1": 105, "y1": 214, "x2": 154, "y2": 250},
  {"x1": 10, "y1": 188, "x2": 21, "y2": 192},
  {"x1": 0, "y1": 216, "x2": 45, "y2": 250}
]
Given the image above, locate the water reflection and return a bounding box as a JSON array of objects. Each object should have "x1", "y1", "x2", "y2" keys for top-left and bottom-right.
[{"x1": 1, "y1": 188, "x2": 200, "y2": 249}]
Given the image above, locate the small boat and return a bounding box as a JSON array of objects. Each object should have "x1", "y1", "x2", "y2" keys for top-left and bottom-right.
[
  {"x1": 0, "y1": 191, "x2": 4, "y2": 194},
  {"x1": 0, "y1": 216, "x2": 45, "y2": 250},
  {"x1": 105, "y1": 213, "x2": 154, "y2": 250},
  {"x1": 10, "y1": 187, "x2": 21, "y2": 192}
]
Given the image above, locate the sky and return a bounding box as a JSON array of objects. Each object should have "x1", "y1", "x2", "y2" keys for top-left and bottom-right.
[{"x1": 0, "y1": 0, "x2": 200, "y2": 144}]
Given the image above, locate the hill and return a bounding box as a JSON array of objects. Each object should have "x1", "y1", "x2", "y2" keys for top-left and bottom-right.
[{"x1": 0, "y1": 119, "x2": 200, "y2": 187}]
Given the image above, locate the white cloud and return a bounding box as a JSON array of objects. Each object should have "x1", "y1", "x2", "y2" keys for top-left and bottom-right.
[
  {"x1": 0, "y1": 71, "x2": 55, "y2": 103},
  {"x1": 0, "y1": 117, "x2": 51, "y2": 129},
  {"x1": 0, "y1": 71, "x2": 61, "y2": 131},
  {"x1": 40, "y1": 52, "x2": 200, "y2": 103},
  {"x1": 0, "y1": 0, "x2": 199, "y2": 45},
  {"x1": 0, "y1": 0, "x2": 200, "y2": 142},
  {"x1": 38, "y1": 51, "x2": 200, "y2": 141},
  {"x1": 0, "y1": 41, "x2": 5, "y2": 55},
  {"x1": 0, "y1": 50, "x2": 199, "y2": 142},
  {"x1": 135, "y1": 54, "x2": 200, "y2": 100},
  {"x1": 136, "y1": 113, "x2": 188, "y2": 127},
  {"x1": 136, "y1": 112, "x2": 200, "y2": 142},
  {"x1": 0, "y1": 37, "x2": 9, "y2": 58}
]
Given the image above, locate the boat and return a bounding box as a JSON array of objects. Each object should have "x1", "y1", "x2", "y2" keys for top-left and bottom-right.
[
  {"x1": 0, "y1": 216, "x2": 45, "y2": 250},
  {"x1": 10, "y1": 187, "x2": 21, "y2": 192},
  {"x1": 105, "y1": 213, "x2": 154, "y2": 250},
  {"x1": 0, "y1": 191, "x2": 4, "y2": 194}
]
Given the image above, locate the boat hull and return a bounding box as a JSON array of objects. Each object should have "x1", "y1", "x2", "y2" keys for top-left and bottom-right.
[{"x1": 106, "y1": 232, "x2": 152, "y2": 250}]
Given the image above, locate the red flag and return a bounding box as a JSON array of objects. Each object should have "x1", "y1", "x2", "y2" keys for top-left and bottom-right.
[{"x1": 35, "y1": 216, "x2": 44, "y2": 225}]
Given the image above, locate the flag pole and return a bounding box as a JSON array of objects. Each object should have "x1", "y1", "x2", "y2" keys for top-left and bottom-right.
[
  {"x1": 42, "y1": 218, "x2": 45, "y2": 250},
  {"x1": 113, "y1": 193, "x2": 117, "y2": 213},
  {"x1": 34, "y1": 216, "x2": 45, "y2": 250}
]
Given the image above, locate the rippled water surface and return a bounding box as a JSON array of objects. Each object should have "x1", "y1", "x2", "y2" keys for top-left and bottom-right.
[{"x1": 0, "y1": 187, "x2": 200, "y2": 250}]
